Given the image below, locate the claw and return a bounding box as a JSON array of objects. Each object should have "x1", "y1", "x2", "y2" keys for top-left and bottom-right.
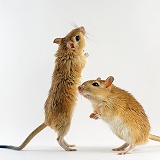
[
  {"x1": 89, "y1": 113, "x2": 100, "y2": 120},
  {"x1": 84, "y1": 52, "x2": 89, "y2": 57}
]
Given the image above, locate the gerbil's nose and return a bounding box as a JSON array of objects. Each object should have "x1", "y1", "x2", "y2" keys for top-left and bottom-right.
[
  {"x1": 78, "y1": 86, "x2": 81, "y2": 91},
  {"x1": 80, "y1": 26, "x2": 86, "y2": 34}
]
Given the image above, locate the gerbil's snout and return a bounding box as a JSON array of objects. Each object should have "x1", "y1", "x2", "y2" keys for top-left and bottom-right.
[
  {"x1": 78, "y1": 85, "x2": 83, "y2": 92},
  {"x1": 78, "y1": 84, "x2": 86, "y2": 94},
  {"x1": 80, "y1": 26, "x2": 86, "y2": 34},
  {"x1": 78, "y1": 84, "x2": 91, "y2": 99}
]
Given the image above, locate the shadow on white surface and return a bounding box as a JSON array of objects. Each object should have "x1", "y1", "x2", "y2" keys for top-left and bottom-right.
[{"x1": 1, "y1": 145, "x2": 160, "y2": 160}]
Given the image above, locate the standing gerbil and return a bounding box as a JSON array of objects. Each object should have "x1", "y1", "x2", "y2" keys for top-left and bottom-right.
[
  {"x1": 78, "y1": 76, "x2": 160, "y2": 155},
  {"x1": 0, "y1": 26, "x2": 88, "y2": 151}
]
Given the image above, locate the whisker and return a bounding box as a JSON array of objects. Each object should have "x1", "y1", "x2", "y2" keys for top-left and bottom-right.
[
  {"x1": 86, "y1": 32, "x2": 95, "y2": 38},
  {"x1": 85, "y1": 35, "x2": 91, "y2": 43},
  {"x1": 85, "y1": 33, "x2": 97, "y2": 44},
  {"x1": 68, "y1": 21, "x2": 78, "y2": 29},
  {"x1": 85, "y1": 31, "x2": 98, "y2": 40},
  {"x1": 72, "y1": 22, "x2": 78, "y2": 28}
]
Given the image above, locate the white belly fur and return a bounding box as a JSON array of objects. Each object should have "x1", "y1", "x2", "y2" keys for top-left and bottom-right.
[{"x1": 102, "y1": 116, "x2": 132, "y2": 144}]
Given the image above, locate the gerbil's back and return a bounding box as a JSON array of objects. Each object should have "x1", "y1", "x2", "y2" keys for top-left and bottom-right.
[
  {"x1": 108, "y1": 86, "x2": 150, "y2": 143},
  {"x1": 44, "y1": 27, "x2": 87, "y2": 127},
  {"x1": 45, "y1": 53, "x2": 85, "y2": 127},
  {"x1": 111, "y1": 86, "x2": 149, "y2": 123}
]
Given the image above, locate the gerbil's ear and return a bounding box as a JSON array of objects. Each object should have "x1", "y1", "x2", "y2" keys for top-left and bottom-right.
[
  {"x1": 53, "y1": 38, "x2": 62, "y2": 44},
  {"x1": 67, "y1": 41, "x2": 75, "y2": 51},
  {"x1": 105, "y1": 76, "x2": 114, "y2": 88},
  {"x1": 96, "y1": 77, "x2": 101, "y2": 81}
]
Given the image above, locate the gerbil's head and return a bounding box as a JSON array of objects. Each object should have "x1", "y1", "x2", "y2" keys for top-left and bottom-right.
[
  {"x1": 78, "y1": 76, "x2": 114, "y2": 102},
  {"x1": 53, "y1": 26, "x2": 86, "y2": 54}
]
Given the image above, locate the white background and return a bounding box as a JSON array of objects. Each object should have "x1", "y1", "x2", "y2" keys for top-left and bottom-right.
[{"x1": 1, "y1": 0, "x2": 160, "y2": 159}]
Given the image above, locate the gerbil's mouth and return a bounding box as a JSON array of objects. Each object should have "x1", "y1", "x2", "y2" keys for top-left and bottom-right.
[
  {"x1": 79, "y1": 92, "x2": 91, "y2": 99},
  {"x1": 83, "y1": 94, "x2": 91, "y2": 99}
]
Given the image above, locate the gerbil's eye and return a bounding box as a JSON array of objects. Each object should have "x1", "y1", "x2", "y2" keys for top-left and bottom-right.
[
  {"x1": 92, "y1": 82, "x2": 99, "y2": 87},
  {"x1": 75, "y1": 35, "x2": 80, "y2": 41}
]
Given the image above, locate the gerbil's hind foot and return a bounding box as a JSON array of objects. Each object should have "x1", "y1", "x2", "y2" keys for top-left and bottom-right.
[
  {"x1": 112, "y1": 143, "x2": 129, "y2": 151},
  {"x1": 63, "y1": 139, "x2": 76, "y2": 148},
  {"x1": 118, "y1": 144, "x2": 135, "y2": 155},
  {"x1": 65, "y1": 147, "x2": 77, "y2": 151},
  {"x1": 57, "y1": 137, "x2": 77, "y2": 151}
]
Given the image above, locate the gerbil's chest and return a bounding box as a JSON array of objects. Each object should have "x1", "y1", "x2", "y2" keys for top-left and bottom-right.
[
  {"x1": 72, "y1": 55, "x2": 86, "y2": 68},
  {"x1": 103, "y1": 116, "x2": 125, "y2": 129},
  {"x1": 61, "y1": 55, "x2": 86, "y2": 71}
]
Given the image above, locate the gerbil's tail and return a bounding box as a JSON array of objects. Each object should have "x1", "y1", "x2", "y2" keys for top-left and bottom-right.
[
  {"x1": 149, "y1": 134, "x2": 160, "y2": 142},
  {"x1": 0, "y1": 123, "x2": 47, "y2": 150}
]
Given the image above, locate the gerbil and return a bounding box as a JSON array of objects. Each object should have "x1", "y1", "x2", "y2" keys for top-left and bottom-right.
[
  {"x1": 78, "y1": 76, "x2": 160, "y2": 155},
  {"x1": 0, "y1": 26, "x2": 88, "y2": 151}
]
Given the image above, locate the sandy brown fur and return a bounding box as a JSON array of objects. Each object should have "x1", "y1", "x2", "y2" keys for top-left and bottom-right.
[
  {"x1": 0, "y1": 27, "x2": 88, "y2": 151},
  {"x1": 44, "y1": 27, "x2": 88, "y2": 151},
  {"x1": 78, "y1": 76, "x2": 160, "y2": 155}
]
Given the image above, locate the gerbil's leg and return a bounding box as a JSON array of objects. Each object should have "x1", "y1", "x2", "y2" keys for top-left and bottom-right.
[
  {"x1": 112, "y1": 143, "x2": 129, "y2": 151},
  {"x1": 57, "y1": 136, "x2": 76, "y2": 151},
  {"x1": 118, "y1": 144, "x2": 135, "y2": 155},
  {"x1": 56, "y1": 124, "x2": 76, "y2": 151}
]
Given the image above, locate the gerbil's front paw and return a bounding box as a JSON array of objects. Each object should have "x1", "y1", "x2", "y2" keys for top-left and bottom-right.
[
  {"x1": 89, "y1": 113, "x2": 100, "y2": 120},
  {"x1": 84, "y1": 52, "x2": 89, "y2": 57}
]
